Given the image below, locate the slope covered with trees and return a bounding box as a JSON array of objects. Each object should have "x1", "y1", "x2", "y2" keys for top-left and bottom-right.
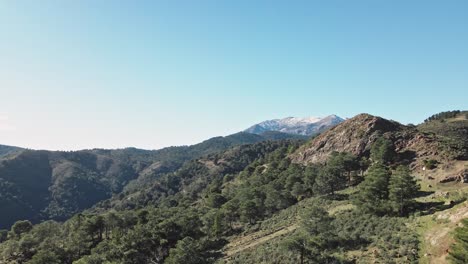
[
  {"x1": 0, "y1": 145, "x2": 22, "y2": 158},
  {"x1": 0, "y1": 132, "x2": 302, "y2": 229},
  {"x1": 0, "y1": 111, "x2": 466, "y2": 264}
]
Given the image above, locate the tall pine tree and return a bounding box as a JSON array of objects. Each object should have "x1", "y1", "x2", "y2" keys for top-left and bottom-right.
[
  {"x1": 388, "y1": 166, "x2": 419, "y2": 216},
  {"x1": 370, "y1": 136, "x2": 395, "y2": 164},
  {"x1": 352, "y1": 163, "x2": 391, "y2": 215}
]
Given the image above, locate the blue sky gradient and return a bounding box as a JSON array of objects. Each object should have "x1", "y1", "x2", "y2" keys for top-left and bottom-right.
[{"x1": 1, "y1": 1, "x2": 467, "y2": 150}]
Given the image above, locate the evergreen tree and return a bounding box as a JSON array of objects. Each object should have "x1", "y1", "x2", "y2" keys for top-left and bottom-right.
[
  {"x1": 0, "y1": 229, "x2": 7, "y2": 243},
  {"x1": 283, "y1": 205, "x2": 336, "y2": 264},
  {"x1": 370, "y1": 136, "x2": 395, "y2": 164},
  {"x1": 313, "y1": 164, "x2": 345, "y2": 195},
  {"x1": 352, "y1": 163, "x2": 391, "y2": 215},
  {"x1": 282, "y1": 231, "x2": 309, "y2": 264},
  {"x1": 206, "y1": 193, "x2": 226, "y2": 208},
  {"x1": 165, "y1": 237, "x2": 204, "y2": 264},
  {"x1": 313, "y1": 152, "x2": 359, "y2": 196},
  {"x1": 11, "y1": 220, "x2": 33, "y2": 237},
  {"x1": 28, "y1": 250, "x2": 63, "y2": 264},
  {"x1": 448, "y1": 218, "x2": 468, "y2": 263},
  {"x1": 388, "y1": 166, "x2": 419, "y2": 216},
  {"x1": 221, "y1": 201, "x2": 238, "y2": 230},
  {"x1": 291, "y1": 182, "x2": 306, "y2": 200},
  {"x1": 240, "y1": 200, "x2": 258, "y2": 224},
  {"x1": 303, "y1": 165, "x2": 319, "y2": 192}
]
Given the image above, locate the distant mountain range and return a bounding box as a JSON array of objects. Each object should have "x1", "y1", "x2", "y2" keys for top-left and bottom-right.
[
  {"x1": 244, "y1": 115, "x2": 344, "y2": 136},
  {"x1": 0, "y1": 131, "x2": 304, "y2": 228}
]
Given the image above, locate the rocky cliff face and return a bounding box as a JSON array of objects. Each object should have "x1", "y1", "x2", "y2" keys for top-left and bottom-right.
[
  {"x1": 290, "y1": 114, "x2": 402, "y2": 164},
  {"x1": 290, "y1": 113, "x2": 451, "y2": 166}
]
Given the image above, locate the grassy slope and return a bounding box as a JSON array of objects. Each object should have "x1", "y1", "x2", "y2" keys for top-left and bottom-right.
[
  {"x1": 413, "y1": 160, "x2": 468, "y2": 264},
  {"x1": 417, "y1": 113, "x2": 468, "y2": 160}
]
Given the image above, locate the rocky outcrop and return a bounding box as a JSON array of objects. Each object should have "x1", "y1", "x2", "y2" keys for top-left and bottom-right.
[
  {"x1": 290, "y1": 114, "x2": 403, "y2": 164},
  {"x1": 290, "y1": 113, "x2": 452, "y2": 166},
  {"x1": 439, "y1": 169, "x2": 468, "y2": 183}
]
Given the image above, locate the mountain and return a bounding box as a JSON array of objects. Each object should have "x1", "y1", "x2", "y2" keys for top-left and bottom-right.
[
  {"x1": 0, "y1": 131, "x2": 303, "y2": 228},
  {"x1": 244, "y1": 114, "x2": 344, "y2": 136},
  {"x1": 0, "y1": 111, "x2": 467, "y2": 264},
  {"x1": 0, "y1": 144, "x2": 22, "y2": 158},
  {"x1": 290, "y1": 113, "x2": 468, "y2": 165}
]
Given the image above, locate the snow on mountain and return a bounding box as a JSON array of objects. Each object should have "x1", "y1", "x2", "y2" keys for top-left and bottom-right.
[{"x1": 244, "y1": 115, "x2": 344, "y2": 136}]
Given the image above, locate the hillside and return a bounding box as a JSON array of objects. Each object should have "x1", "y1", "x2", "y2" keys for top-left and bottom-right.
[
  {"x1": 0, "y1": 132, "x2": 301, "y2": 229},
  {"x1": 290, "y1": 113, "x2": 467, "y2": 166},
  {"x1": 0, "y1": 111, "x2": 466, "y2": 264},
  {"x1": 0, "y1": 145, "x2": 22, "y2": 158},
  {"x1": 417, "y1": 111, "x2": 468, "y2": 160}
]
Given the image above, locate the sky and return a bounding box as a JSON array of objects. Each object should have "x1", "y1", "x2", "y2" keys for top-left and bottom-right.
[{"x1": 0, "y1": 0, "x2": 467, "y2": 150}]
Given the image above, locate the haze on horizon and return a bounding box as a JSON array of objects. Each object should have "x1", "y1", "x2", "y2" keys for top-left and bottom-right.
[{"x1": 1, "y1": 1, "x2": 467, "y2": 151}]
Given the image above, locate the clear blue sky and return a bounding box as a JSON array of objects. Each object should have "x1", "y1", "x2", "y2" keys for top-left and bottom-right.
[{"x1": 1, "y1": 1, "x2": 467, "y2": 150}]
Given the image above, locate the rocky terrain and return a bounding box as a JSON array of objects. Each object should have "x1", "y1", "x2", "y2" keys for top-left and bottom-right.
[{"x1": 290, "y1": 113, "x2": 465, "y2": 167}]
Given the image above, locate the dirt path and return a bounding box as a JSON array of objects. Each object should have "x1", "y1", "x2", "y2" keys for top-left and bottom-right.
[
  {"x1": 221, "y1": 202, "x2": 353, "y2": 260},
  {"x1": 223, "y1": 224, "x2": 298, "y2": 258}
]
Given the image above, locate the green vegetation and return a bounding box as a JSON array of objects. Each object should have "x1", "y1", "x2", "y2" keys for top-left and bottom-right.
[
  {"x1": 423, "y1": 159, "x2": 438, "y2": 170},
  {"x1": 282, "y1": 205, "x2": 336, "y2": 264},
  {"x1": 388, "y1": 166, "x2": 420, "y2": 216},
  {"x1": 0, "y1": 136, "x2": 419, "y2": 263},
  {"x1": 352, "y1": 138, "x2": 420, "y2": 216},
  {"x1": 418, "y1": 111, "x2": 468, "y2": 160},
  {"x1": 0, "y1": 112, "x2": 466, "y2": 263},
  {"x1": 370, "y1": 136, "x2": 395, "y2": 164},
  {"x1": 424, "y1": 110, "x2": 462, "y2": 122},
  {"x1": 0, "y1": 132, "x2": 299, "y2": 229},
  {"x1": 449, "y1": 218, "x2": 468, "y2": 263}
]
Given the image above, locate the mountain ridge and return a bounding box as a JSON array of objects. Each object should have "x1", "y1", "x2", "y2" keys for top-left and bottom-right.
[
  {"x1": 0, "y1": 111, "x2": 467, "y2": 264},
  {"x1": 0, "y1": 131, "x2": 304, "y2": 228},
  {"x1": 244, "y1": 114, "x2": 344, "y2": 136},
  {"x1": 290, "y1": 112, "x2": 468, "y2": 166}
]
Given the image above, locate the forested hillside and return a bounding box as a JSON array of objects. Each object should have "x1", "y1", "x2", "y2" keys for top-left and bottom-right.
[
  {"x1": 0, "y1": 145, "x2": 22, "y2": 158},
  {"x1": 0, "y1": 132, "x2": 303, "y2": 229},
  {"x1": 0, "y1": 111, "x2": 466, "y2": 264}
]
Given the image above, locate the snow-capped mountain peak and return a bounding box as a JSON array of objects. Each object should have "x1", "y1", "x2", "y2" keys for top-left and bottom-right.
[{"x1": 244, "y1": 115, "x2": 344, "y2": 136}]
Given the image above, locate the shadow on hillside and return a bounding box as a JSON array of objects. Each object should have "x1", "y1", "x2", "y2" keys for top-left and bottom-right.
[
  {"x1": 413, "y1": 190, "x2": 434, "y2": 198},
  {"x1": 415, "y1": 199, "x2": 465, "y2": 216},
  {"x1": 328, "y1": 193, "x2": 349, "y2": 201},
  {"x1": 396, "y1": 150, "x2": 417, "y2": 165},
  {"x1": 336, "y1": 237, "x2": 370, "y2": 251},
  {"x1": 205, "y1": 238, "x2": 228, "y2": 259}
]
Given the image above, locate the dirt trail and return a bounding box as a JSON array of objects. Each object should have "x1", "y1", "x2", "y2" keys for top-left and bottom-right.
[
  {"x1": 223, "y1": 224, "x2": 298, "y2": 258},
  {"x1": 222, "y1": 202, "x2": 353, "y2": 260}
]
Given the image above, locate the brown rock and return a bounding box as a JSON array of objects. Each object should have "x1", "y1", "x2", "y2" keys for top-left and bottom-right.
[{"x1": 290, "y1": 114, "x2": 403, "y2": 164}]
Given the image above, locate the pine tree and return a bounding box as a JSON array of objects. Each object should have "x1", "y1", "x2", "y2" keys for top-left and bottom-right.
[
  {"x1": 282, "y1": 231, "x2": 309, "y2": 264},
  {"x1": 240, "y1": 200, "x2": 258, "y2": 224},
  {"x1": 165, "y1": 237, "x2": 204, "y2": 264},
  {"x1": 282, "y1": 205, "x2": 336, "y2": 264},
  {"x1": 370, "y1": 136, "x2": 395, "y2": 164},
  {"x1": 11, "y1": 220, "x2": 33, "y2": 237},
  {"x1": 313, "y1": 164, "x2": 346, "y2": 195},
  {"x1": 352, "y1": 163, "x2": 391, "y2": 215},
  {"x1": 388, "y1": 166, "x2": 419, "y2": 216},
  {"x1": 448, "y1": 218, "x2": 468, "y2": 263}
]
